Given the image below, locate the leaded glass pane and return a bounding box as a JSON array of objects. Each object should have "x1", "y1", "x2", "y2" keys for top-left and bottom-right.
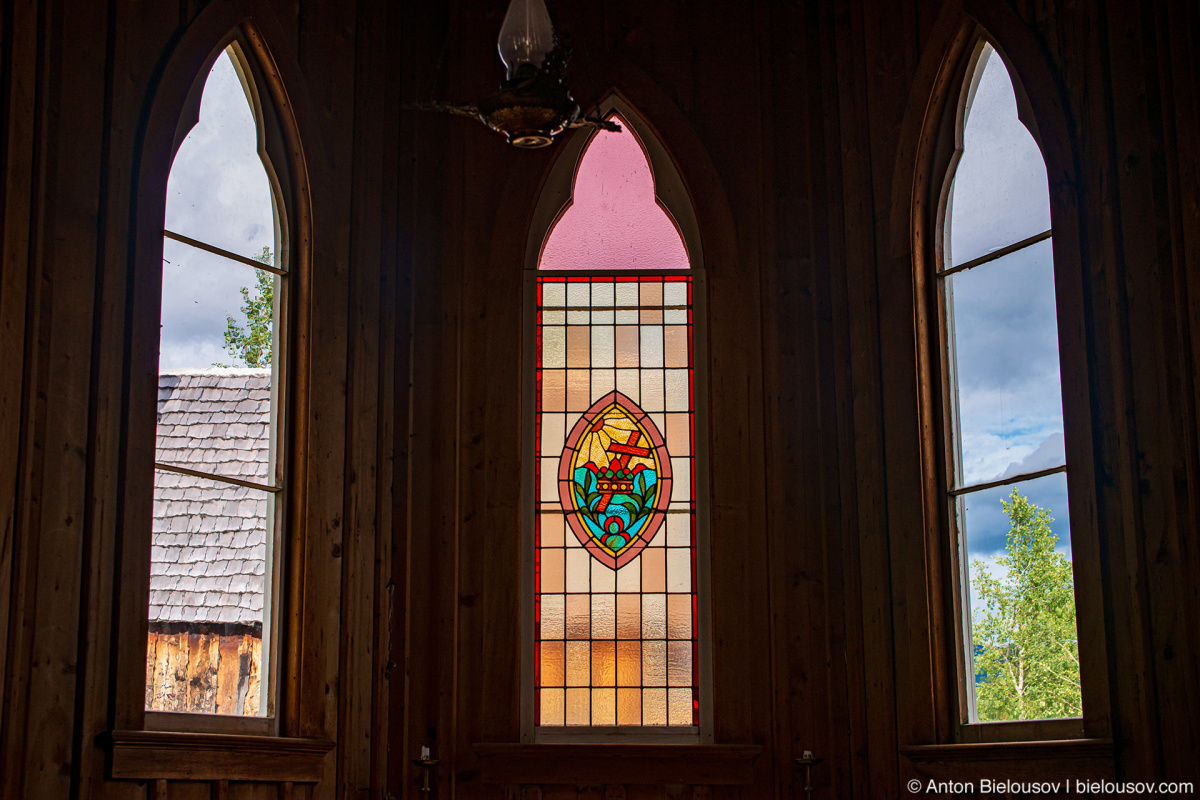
[{"x1": 535, "y1": 275, "x2": 696, "y2": 728}]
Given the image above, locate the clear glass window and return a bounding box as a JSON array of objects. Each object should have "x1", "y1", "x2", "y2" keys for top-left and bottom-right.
[
  {"x1": 146, "y1": 46, "x2": 286, "y2": 719},
  {"x1": 941, "y1": 44, "x2": 1081, "y2": 723}
]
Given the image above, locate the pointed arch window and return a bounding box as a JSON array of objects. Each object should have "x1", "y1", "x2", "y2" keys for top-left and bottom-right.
[
  {"x1": 936, "y1": 42, "x2": 1082, "y2": 725},
  {"x1": 526, "y1": 104, "x2": 709, "y2": 740},
  {"x1": 147, "y1": 42, "x2": 289, "y2": 724}
]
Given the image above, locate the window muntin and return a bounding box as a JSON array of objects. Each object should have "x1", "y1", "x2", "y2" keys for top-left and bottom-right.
[
  {"x1": 532, "y1": 116, "x2": 701, "y2": 735},
  {"x1": 147, "y1": 45, "x2": 286, "y2": 720},
  {"x1": 940, "y1": 44, "x2": 1081, "y2": 723}
]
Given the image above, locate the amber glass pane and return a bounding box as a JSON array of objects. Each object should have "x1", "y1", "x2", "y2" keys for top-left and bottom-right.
[
  {"x1": 616, "y1": 642, "x2": 641, "y2": 686},
  {"x1": 667, "y1": 594, "x2": 691, "y2": 639},
  {"x1": 565, "y1": 641, "x2": 590, "y2": 687},
  {"x1": 617, "y1": 689, "x2": 641, "y2": 725},
  {"x1": 542, "y1": 689, "x2": 565, "y2": 725},
  {"x1": 641, "y1": 549, "x2": 666, "y2": 592},
  {"x1": 541, "y1": 548, "x2": 565, "y2": 594},
  {"x1": 643, "y1": 641, "x2": 667, "y2": 686},
  {"x1": 542, "y1": 370, "x2": 565, "y2": 412},
  {"x1": 616, "y1": 594, "x2": 640, "y2": 639},
  {"x1": 643, "y1": 689, "x2": 668, "y2": 725},
  {"x1": 592, "y1": 641, "x2": 617, "y2": 686},
  {"x1": 668, "y1": 689, "x2": 692, "y2": 725},
  {"x1": 540, "y1": 642, "x2": 565, "y2": 686},
  {"x1": 565, "y1": 595, "x2": 590, "y2": 639},
  {"x1": 663, "y1": 326, "x2": 688, "y2": 368},
  {"x1": 565, "y1": 688, "x2": 590, "y2": 725},
  {"x1": 592, "y1": 688, "x2": 617, "y2": 725},
  {"x1": 540, "y1": 512, "x2": 564, "y2": 547},
  {"x1": 592, "y1": 595, "x2": 616, "y2": 639}
]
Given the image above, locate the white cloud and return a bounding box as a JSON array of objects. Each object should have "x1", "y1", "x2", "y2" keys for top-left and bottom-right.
[{"x1": 159, "y1": 49, "x2": 276, "y2": 370}]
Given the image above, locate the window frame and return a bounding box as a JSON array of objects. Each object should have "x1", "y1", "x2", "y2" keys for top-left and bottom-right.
[
  {"x1": 919, "y1": 29, "x2": 1111, "y2": 745},
  {"x1": 121, "y1": 24, "x2": 310, "y2": 741},
  {"x1": 519, "y1": 95, "x2": 714, "y2": 744},
  {"x1": 147, "y1": 42, "x2": 289, "y2": 733}
]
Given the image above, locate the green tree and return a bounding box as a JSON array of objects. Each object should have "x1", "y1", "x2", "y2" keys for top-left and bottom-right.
[
  {"x1": 217, "y1": 246, "x2": 274, "y2": 368},
  {"x1": 972, "y1": 489, "x2": 1081, "y2": 721}
]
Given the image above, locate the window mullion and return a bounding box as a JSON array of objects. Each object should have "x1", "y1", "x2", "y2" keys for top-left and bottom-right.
[
  {"x1": 153, "y1": 460, "x2": 282, "y2": 493},
  {"x1": 164, "y1": 229, "x2": 288, "y2": 275},
  {"x1": 939, "y1": 228, "x2": 1052, "y2": 278}
]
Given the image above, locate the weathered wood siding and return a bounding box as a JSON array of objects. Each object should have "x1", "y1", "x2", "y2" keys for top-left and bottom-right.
[{"x1": 145, "y1": 631, "x2": 262, "y2": 716}]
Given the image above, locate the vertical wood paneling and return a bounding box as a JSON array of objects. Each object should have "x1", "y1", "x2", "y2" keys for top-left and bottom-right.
[
  {"x1": 0, "y1": 0, "x2": 40, "y2": 753},
  {"x1": 337, "y1": 0, "x2": 396, "y2": 793},
  {"x1": 4, "y1": 0, "x2": 110, "y2": 796},
  {"x1": 2, "y1": 0, "x2": 1200, "y2": 797},
  {"x1": 291, "y1": 0, "x2": 356, "y2": 766},
  {"x1": 830, "y1": 0, "x2": 902, "y2": 795},
  {"x1": 397, "y1": 0, "x2": 459, "y2": 796}
]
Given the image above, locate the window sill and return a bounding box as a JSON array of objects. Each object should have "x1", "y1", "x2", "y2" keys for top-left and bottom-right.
[
  {"x1": 900, "y1": 739, "x2": 1115, "y2": 781},
  {"x1": 472, "y1": 743, "x2": 762, "y2": 785},
  {"x1": 144, "y1": 709, "x2": 274, "y2": 735},
  {"x1": 957, "y1": 716, "x2": 1085, "y2": 743},
  {"x1": 106, "y1": 730, "x2": 334, "y2": 782}
]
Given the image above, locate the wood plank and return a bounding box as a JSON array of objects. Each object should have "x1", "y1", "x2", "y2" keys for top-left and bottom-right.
[
  {"x1": 217, "y1": 636, "x2": 241, "y2": 715},
  {"x1": 336, "y1": 0, "x2": 395, "y2": 794},
  {"x1": 830, "y1": 0, "x2": 902, "y2": 796},
  {"x1": 472, "y1": 744, "x2": 761, "y2": 786},
  {"x1": 108, "y1": 730, "x2": 333, "y2": 782}
]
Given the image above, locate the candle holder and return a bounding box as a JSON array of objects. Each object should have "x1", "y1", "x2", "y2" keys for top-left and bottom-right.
[
  {"x1": 412, "y1": 755, "x2": 439, "y2": 795},
  {"x1": 795, "y1": 750, "x2": 822, "y2": 799}
]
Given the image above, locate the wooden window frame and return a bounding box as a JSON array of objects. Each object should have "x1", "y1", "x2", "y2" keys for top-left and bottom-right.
[
  {"x1": 144, "y1": 35, "x2": 290, "y2": 737},
  {"x1": 109, "y1": 14, "x2": 328, "y2": 780},
  {"x1": 517, "y1": 94, "x2": 715, "y2": 744},
  {"x1": 916, "y1": 26, "x2": 1111, "y2": 746}
]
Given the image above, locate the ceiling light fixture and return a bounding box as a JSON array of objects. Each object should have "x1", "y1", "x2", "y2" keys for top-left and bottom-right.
[{"x1": 405, "y1": 0, "x2": 618, "y2": 148}]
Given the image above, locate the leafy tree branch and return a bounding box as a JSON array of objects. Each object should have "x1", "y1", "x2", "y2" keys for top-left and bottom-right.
[
  {"x1": 215, "y1": 246, "x2": 274, "y2": 368},
  {"x1": 972, "y1": 488, "x2": 1081, "y2": 721}
]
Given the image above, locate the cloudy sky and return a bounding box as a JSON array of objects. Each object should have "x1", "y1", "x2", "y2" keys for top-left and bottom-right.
[
  {"x1": 947, "y1": 46, "x2": 1073, "y2": 617},
  {"x1": 160, "y1": 49, "x2": 275, "y2": 370}
]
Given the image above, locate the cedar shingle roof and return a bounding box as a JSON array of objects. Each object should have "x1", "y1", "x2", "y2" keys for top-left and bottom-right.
[{"x1": 149, "y1": 369, "x2": 271, "y2": 628}]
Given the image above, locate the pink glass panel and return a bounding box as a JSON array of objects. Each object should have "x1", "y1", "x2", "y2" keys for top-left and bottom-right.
[{"x1": 538, "y1": 118, "x2": 690, "y2": 271}]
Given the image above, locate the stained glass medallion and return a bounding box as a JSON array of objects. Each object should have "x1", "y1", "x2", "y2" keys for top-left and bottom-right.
[{"x1": 560, "y1": 392, "x2": 672, "y2": 569}]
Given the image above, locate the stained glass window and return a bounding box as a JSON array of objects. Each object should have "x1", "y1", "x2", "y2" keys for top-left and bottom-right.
[{"x1": 532, "y1": 115, "x2": 699, "y2": 731}]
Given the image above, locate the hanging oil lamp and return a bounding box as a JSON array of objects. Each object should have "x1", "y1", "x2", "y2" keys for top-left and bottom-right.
[{"x1": 405, "y1": 0, "x2": 618, "y2": 148}]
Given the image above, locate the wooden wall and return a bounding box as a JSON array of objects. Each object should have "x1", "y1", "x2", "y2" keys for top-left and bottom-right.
[
  {"x1": 0, "y1": 0, "x2": 397, "y2": 796},
  {"x1": 2, "y1": 0, "x2": 1198, "y2": 798}
]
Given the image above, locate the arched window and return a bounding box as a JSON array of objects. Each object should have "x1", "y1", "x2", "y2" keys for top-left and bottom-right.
[
  {"x1": 147, "y1": 42, "x2": 288, "y2": 722},
  {"x1": 526, "y1": 103, "x2": 709, "y2": 740},
  {"x1": 937, "y1": 42, "x2": 1080, "y2": 724}
]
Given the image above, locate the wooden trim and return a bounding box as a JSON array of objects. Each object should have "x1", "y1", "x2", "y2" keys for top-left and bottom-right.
[
  {"x1": 901, "y1": 738, "x2": 1112, "y2": 762},
  {"x1": 106, "y1": 730, "x2": 332, "y2": 782},
  {"x1": 947, "y1": 464, "x2": 1067, "y2": 497},
  {"x1": 900, "y1": 738, "x2": 1116, "y2": 781},
  {"x1": 154, "y1": 461, "x2": 282, "y2": 493},
  {"x1": 936, "y1": 229, "x2": 1052, "y2": 277},
  {"x1": 163, "y1": 230, "x2": 288, "y2": 275},
  {"x1": 144, "y1": 710, "x2": 274, "y2": 736},
  {"x1": 472, "y1": 743, "x2": 761, "y2": 785}
]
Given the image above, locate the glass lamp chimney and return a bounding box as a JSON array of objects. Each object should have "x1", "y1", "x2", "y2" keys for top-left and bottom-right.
[{"x1": 498, "y1": 0, "x2": 555, "y2": 80}]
